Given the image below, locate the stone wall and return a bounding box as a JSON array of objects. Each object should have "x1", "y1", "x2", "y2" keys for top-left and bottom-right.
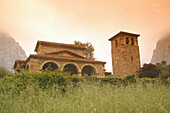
[
  {"x1": 37, "y1": 44, "x2": 84, "y2": 57},
  {"x1": 26, "y1": 57, "x2": 105, "y2": 77}
]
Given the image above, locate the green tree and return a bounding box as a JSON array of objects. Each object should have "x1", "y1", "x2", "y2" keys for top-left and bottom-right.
[
  {"x1": 74, "y1": 41, "x2": 96, "y2": 60},
  {"x1": 0, "y1": 66, "x2": 12, "y2": 78},
  {"x1": 137, "y1": 63, "x2": 161, "y2": 78},
  {"x1": 156, "y1": 61, "x2": 169, "y2": 79},
  {"x1": 161, "y1": 60, "x2": 167, "y2": 65}
]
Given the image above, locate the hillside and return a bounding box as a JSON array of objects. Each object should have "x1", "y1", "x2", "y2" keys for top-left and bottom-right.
[
  {"x1": 151, "y1": 35, "x2": 170, "y2": 64},
  {"x1": 0, "y1": 32, "x2": 27, "y2": 71}
]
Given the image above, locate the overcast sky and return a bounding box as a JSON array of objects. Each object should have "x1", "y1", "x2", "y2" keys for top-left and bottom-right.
[{"x1": 0, "y1": 0, "x2": 170, "y2": 72}]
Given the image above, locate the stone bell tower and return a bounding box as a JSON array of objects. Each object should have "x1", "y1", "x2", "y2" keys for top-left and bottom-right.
[{"x1": 108, "y1": 31, "x2": 141, "y2": 77}]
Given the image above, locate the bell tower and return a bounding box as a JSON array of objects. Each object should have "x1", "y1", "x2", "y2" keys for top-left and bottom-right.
[{"x1": 109, "y1": 31, "x2": 141, "y2": 77}]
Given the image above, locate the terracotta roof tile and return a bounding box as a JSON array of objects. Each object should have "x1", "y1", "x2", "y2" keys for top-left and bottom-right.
[{"x1": 15, "y1": 60, "x2": 26, "y2": 63}]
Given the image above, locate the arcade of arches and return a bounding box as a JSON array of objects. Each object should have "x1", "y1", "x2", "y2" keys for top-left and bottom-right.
[{"x1": 42, "y1": 62, "x2": 97, "y2": 76}]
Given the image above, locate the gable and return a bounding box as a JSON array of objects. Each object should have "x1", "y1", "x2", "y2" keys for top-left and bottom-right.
[
  {"x1": 45, "y1": 50, "x2": 86, "y2": 59},
  {"x1": 34, "y1": 41, "x2": 86, "y2": 55},
  {"x1": 34, "y1": 41, "x2": 85, "y2": 56}
]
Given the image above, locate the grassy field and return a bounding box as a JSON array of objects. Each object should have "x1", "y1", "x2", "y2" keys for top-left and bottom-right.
[{"x1": 0, "y1": 81, "x2": 170, "y2": 113}]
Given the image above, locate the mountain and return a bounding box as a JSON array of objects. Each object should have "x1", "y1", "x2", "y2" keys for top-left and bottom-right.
[
  {"x1": 150, "y1": 35, "x2": 170, "y2": 64},
  {"x1": 0, "y1": 32, "x2": 27, "y2": 71}
]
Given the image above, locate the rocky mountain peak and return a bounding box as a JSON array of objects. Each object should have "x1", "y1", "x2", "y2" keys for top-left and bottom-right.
[
  {"x1": 0, "y1": 32, "x2": 27, "y2": 71},
  {"x1": 150, "y1": 35, "x2": 170, "y2": 64}
]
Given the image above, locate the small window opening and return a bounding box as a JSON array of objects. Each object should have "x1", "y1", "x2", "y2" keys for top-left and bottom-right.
[
  {"x1": 116, "y1": 58, "x2": 118, "y2": 64},
  {"x1": 131, "y1": 57, "x2": 133, "y2": 62},
  {"x1": 115, "y1": 40, "x2": 118, "y2": 47},
  {"x1": 26, "y1": 65, "x2": 29, "y2": 70},
  {"x1": 126, "y1": 37, "x2": 129, "y2": 44},
  {"x1": 131, "y1": 38, "x2": 134, "y2": 45}
]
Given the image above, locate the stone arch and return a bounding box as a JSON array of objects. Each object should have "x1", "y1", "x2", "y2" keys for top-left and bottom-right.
[
  {"x1": 62, "y1": 62, "x2": 80, "y2": 75},
  {"x1": 81, "y1": 64, "x2": 98, "y2": 76},
  {"x1": 41, "y1": 60, "x2": 60, "y2": 71}
]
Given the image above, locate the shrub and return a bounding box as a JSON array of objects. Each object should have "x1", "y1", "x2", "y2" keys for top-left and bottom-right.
[
  {"x1": 124, "y1": 75, "x2": 136, "y2": 83},
  {"x1": 0, "y1": 66, "x2": 12, "y2": 78},
  {"x1": 137, "y1": 63, "x2": 161, "y2": 78},
  {"x1": 160, "y1": 71, "x2": 169, "y2": 80},
  {"x1": 161, "y1": 60, "x2": 167, "y2": 65},
  {"x1": 2, "y1": 69, "x2": 83, "y2": 92}
]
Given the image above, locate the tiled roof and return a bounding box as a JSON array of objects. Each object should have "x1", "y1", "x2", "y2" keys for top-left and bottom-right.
[
  {"x1": 108, "y1": 31, "x2": 140, "y2": 41},
  {"x1": 34, "y1": 40, "x2": 86, "y2": 52},
  {"x1": 27, "y1": 54, "x2": 106, "y2": 64},
  {"x1": 15, "y1": 60, "x2": 26, "y2": 63},
  {"x1": 45, "y1": 50, "x2": 85, "y2": 59}
]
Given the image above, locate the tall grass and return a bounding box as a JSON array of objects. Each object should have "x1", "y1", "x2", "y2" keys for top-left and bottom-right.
[{"x1": 0, "y1": 81, "x2": 169, "y2": 113}]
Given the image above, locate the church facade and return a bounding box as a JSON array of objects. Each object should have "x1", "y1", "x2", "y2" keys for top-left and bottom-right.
[{"x1": 14, "y1": 41, "x2": 106, "y2": 77}]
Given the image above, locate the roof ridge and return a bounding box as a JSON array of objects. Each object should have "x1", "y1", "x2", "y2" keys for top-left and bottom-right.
[
  {"x1": 15, "y1": 60, "x2": 26, "y2": 62},
  {"x1": 39, "y1": 40, "x2": 85, "y2": 48}
]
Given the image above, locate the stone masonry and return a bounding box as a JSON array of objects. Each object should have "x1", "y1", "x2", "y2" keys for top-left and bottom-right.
[
  {"x1": 14, "y1": 41, "x2": 106, "y2": 77},
  {"x1": 109, "y1": 31, "x2": 141, "y2": 77}
]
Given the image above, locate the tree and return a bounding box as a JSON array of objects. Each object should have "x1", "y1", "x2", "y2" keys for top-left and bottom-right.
[
  {"x1": 161, "y1": 60, "x2": 167, "y2": 65},
  {"x1": 74, "y1": 41, "x2": 96, "y2": 60},
  {"x1": 0, "y1": 66, "x2": 12, "y2": 78},
  {"x1": 156, "y1": 61, "x2": 169, "y2": 79},
  {"x1": 137, "y1": 63, "x2": 161, "y2": 78}
]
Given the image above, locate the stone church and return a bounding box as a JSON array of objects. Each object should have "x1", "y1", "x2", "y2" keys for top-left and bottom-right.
[
  {"x1": 14, "y1": 41, "x2": 106, "y2": 77},
  {"x1": 109, "y1": 31, "x2": 141, "y2": 77},
  {"x1": 14, "y1": 31, "x2": 141, "y2": 78}
]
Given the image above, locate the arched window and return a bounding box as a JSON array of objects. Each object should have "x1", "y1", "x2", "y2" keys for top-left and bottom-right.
[
  {"x1": 82, "y1": 65, "x2": 95, "y2": 76},
  {"x1": 126, "y1": 37, "x2": 129, "y2": 44},
  {"x1": 42, "y1": 62, "x2": 58, "y2": 71},
  {"x1": 64, "y1": 64, "x2": 78, "y2": 75}
]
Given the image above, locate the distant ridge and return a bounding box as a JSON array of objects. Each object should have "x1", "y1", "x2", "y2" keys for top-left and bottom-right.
[
  {"x1": 0, "y1": 32, "x2": 27, "y2": 71},
  {"x1": 151, "y1": 36, "x2": 170, "y2": 64}
]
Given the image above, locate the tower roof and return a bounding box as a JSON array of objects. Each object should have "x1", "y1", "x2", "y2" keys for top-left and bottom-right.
[{"x1": 108, "y1": 31, "x2": 140, "y2": 41}]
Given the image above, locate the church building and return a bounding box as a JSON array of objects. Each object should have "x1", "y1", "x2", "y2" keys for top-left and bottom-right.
[{"x1": 14, "y1": 41, "x2": 106, "y2": 77}]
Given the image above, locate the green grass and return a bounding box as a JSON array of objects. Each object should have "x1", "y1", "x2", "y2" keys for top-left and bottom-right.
[{"x1": 0, "y1": 81, "x2": 170, "y2": 113}]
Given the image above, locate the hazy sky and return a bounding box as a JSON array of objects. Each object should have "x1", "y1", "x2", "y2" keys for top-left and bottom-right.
[{"x1": 0, "y1": 0, "x2": 170, "y2": 72}]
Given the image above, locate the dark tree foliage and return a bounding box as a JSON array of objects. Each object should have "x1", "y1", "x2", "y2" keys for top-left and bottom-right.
[
  {"x1": 161, "y1": 60, "x2": 167, "y2": 65},
  {"x1": 74, "y1": 40, "x2": 96, "y2": 60},
  {"x1": 156, "y1": 61, "x2": 169, "y2": 79},
  {"x1": 0, "y1": 66, "x2": 12, "y2": 78},
  {"x1": 137, "y1": 63, "x2": 161, "y2": 78}
]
